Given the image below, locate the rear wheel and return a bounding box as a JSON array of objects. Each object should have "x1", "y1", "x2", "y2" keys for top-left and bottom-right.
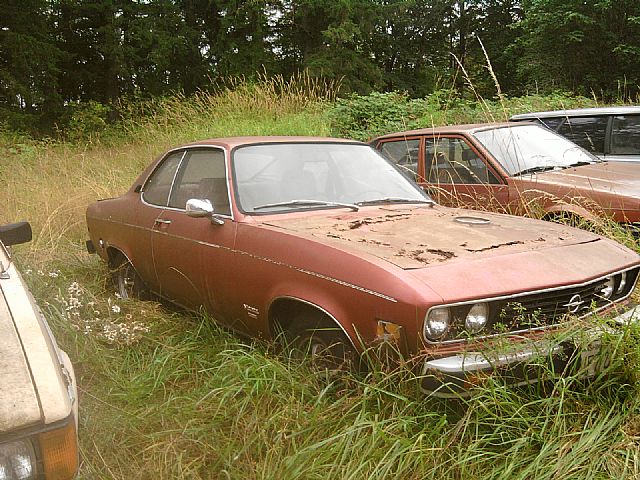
[{"x1": 113, "y1": 257, "x2": 148, "y2": 300}]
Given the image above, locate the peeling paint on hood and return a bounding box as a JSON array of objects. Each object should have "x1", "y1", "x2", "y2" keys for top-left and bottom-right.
[{"x1": 263, "y1": 206, "x2": 601, "y2": 269}]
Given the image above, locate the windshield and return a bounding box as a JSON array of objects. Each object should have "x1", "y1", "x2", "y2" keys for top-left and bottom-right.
[
  {"x1": 472, "y1": 125, "x2": 601, "y2": 176},
  {"x1": 233, "y1": 143, "x2": 431, "y2": 213}
]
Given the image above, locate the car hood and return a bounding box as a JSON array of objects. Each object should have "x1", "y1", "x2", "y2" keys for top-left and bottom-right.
[
  {"x1": 0, "y1": 258, "x2": 72, "y2": 432},
  {"x1": 0, "y1": 289, "x2": 42, "y2": 431},
  {"x1": 262, "y1": 205, "x2": 601, "y2": 270},
  {"x1": 531, "y1": 162, "x2": 640, "y2": 200}
]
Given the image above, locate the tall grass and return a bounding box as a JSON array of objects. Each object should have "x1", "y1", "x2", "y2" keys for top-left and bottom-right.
[
  {"x1": 3, "y1": 77, "x2": 640, "y2": 478},
  {"x1": 0, "y1": 74, "x2": 335, "y2": 263}
]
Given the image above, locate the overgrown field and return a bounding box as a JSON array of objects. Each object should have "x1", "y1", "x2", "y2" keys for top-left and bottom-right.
[{"x1": 3, "y1": 80, "x2": 640, "y2": 479}]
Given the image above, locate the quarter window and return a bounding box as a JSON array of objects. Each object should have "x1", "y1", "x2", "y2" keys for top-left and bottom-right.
[
  {"x1": 610, "y1": 115, "x2": 640, "y2": 155},
  {"x1": 168, "y1": 149, "x2": 230, "y2": 215},
  {"x1": 142, "y1": 152, "x2": 184, "y2": 206},
  {"x1": 557, "y1": 116, "x2": 607, "y2": 154},
  {"x1": 425, "y1": 137, "x2": 499, "y2": 184},
  {"x1": 379, "y1": 139, "x2": 420, "y2": 181}
]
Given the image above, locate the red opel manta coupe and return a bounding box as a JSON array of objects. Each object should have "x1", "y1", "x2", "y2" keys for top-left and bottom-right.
[{"x1": 86, "y1": 136, "x2": 640, "y2": 397}]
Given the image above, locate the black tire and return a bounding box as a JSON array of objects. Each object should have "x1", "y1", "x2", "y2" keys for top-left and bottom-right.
[
  {"x1": 113, "y1": 257, "x2": 148, "y2": 300},
  {"x1": 284, "y1": 312, "x2": 357, "y2": 372}
]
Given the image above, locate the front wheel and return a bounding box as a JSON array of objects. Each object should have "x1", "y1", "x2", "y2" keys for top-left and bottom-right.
[{"x1": 284, "y1": 312, "x2": 358, "y2": 372}]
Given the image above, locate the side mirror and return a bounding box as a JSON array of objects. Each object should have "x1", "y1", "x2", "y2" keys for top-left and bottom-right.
[
  {"x1": 0, "y1": 222, "x2": 32, "y2": 246},
  {"x1": 185, "y1": 199, "x2": 224, "y2": 225}
]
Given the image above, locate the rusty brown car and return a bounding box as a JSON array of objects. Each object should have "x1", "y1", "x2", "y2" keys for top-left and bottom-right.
[
  {"x1": 372, "y1": 123, "x2": 640, "y2": 228},
  {"x1": 86, "y1": 137, "x2": 640, "y2": 397}
]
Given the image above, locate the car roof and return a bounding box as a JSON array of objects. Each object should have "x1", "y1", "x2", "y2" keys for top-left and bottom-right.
[
  {"x1": 180, "y1": 136, "x2": 364, "y2": 150},
  {"x1": 510, "y1": 106, "x2": 640, "y2": 120},
  {"x1": 372, "y1": 122, "x2": 530, "y2": 141}
]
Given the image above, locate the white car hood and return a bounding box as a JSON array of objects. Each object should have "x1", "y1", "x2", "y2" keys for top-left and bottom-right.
[
  {"x1": 0, "y1": 293, "x2": 41, "y2": 431},
  {"x1": 0, "y1": 254, "x2": 72, "y2": 432}
]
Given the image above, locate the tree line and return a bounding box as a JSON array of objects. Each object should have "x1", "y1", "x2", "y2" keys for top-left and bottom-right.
[{"x1": 2, "y1": 0, "x2": 640, "y2": 134}]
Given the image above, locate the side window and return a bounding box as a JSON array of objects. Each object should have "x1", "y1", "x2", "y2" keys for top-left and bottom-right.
[
  {"x1": 142, "y1": 152, "x2": 184, "y2": 206},
  {"x1": 610, "y1": 115, "x2": 640, "y2": 155},
  {"x1": 379, "y1": 139, "x2": 420, "y2": 181},
  {"x1": 557, "y1": 116, "x2": 607, "y2": 154},
  {"x1": 425, "y1": 137, "x2": 499, "y2": 185},
  {"x1": 168, "y1": 149, "x2": 231, "y2": 215}
]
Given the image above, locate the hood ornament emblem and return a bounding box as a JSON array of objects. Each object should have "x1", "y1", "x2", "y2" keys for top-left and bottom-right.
[{"x1": 564, "y1": 294, "x2": 584, "y2": 314}]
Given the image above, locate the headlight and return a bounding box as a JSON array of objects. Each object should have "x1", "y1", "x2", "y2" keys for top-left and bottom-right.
[
  {"x1": 424, "y1": 307, "x2": 450, "y2": 340},
  {"x1": 464, "y1": 302, "x2": 489, "y2": 333},
  {"x1": 0, "y1": 439, "x2": 36, "y2": 480},
  {"x1": 601, "y1": 276, "x2": 615, "y2": 299}
]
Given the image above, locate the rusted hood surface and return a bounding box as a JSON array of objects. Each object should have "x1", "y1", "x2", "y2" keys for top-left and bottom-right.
[
  {"x1": 532, "y1": 162, "x2": 640, "y2": 199},
  {"x1": 262, "y1": 205, "x2": 601, "y2": 269}
]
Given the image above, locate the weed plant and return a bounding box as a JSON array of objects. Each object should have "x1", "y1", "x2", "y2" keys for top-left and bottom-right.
[{"x1": 2, "y1": 77, "x2": 640, "y2": 478}]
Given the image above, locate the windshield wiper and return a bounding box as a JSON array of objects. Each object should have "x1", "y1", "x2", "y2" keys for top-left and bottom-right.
[
  {"x1": 568, "y1": 161, "x2": 597, "y2": 167},
  {"x1": 513, "y1": 165, "x2": 561, "y2": 176},
  {"x1": 253, "y1": 199, "x2": 359, "y2": 211},
  {"x1": 356, "y1": 197, "x2": 435, "y2": 206}
]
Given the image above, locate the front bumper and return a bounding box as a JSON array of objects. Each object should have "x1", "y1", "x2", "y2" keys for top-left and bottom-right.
[{"x1": 421, "y1": 305, "x2": 640, "y2": 398}]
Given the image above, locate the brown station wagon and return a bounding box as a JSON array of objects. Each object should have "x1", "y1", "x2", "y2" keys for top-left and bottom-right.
[
  {"x1": 86, "y1": 137, "x2": 640, "y2": 397},
  {"x1": 372, "y1": 123, "x2": 640, "y2": 228}
]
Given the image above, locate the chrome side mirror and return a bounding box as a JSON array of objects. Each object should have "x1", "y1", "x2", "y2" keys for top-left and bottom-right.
[{"x1": 185, "y1": 199, "x2": 224, "y2": 225}]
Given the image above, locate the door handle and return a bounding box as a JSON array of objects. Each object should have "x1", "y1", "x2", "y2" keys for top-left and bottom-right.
[{"x1": 154, "y1": 219, "x2": 171, "y2": 225}]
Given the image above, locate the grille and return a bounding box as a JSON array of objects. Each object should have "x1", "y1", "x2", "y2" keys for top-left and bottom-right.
[
  {"x1": 439, "y1": 267, "x2": 639, "y2": 343},
  {"x1": 493, "y1": 278, "x2": 609, "y2": 330}
]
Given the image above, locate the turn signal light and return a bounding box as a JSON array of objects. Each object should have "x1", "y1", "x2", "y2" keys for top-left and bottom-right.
[{"x1": 38, "y1": 419, "x2": 78, "y2": 480}]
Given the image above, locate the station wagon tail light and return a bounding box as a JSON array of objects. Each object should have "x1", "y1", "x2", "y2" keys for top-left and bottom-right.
[
  {"x1": 424, "y1": 307, "x2": 450, "y2": 340},
  {"x1": 464, "y1": 302, "x2": 489, "y2": 333}
]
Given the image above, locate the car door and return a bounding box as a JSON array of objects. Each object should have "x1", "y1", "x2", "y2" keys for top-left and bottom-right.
[
  {"x1": 421, "y1": 136, "x2": 510, "y2": 210},
  {"x1": 150, "y1": 147, "x2": 237, "y2": 316},
  {"x1": 135, "y1": 150, "x2": 187, "y2": 292}
]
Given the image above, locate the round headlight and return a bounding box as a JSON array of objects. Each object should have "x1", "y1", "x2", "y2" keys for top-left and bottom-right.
[
  {"x1": 424, "y1": 307, "x2": 450, "y2": 340},
  {"x1": 601, "y1": 276, "x2": 615, "y2": 299},
  {"x1": 0, "y1": 440, "x2": 36, "y2": 479},
  {"x1": 465, "y1": 302, "x2": 489, "y2": 333}
]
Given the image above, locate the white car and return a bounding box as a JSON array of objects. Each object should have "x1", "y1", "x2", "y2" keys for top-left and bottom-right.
[
  {"x1": 510, "y1": 106, "x2": 640, "y2": 163},
  {"x1": 0, "y1": 222, "x2": 79, "y2": 480}
]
